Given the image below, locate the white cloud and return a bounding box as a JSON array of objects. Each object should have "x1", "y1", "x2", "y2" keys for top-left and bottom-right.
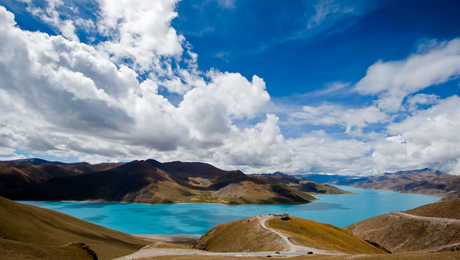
[
  {"x1": 355, "y1": 38, "x2": 460, "y2": 112},
  {"x1": 291, "y1": 104, "x2": 388, "y2": 134},
  {"x1": 286, "y1": 132, "x2": 374, "y2": 175},
  {"x1": 405, "y1": 93, "x2": 440, "y2": 113},
  {"x1": 373, "y1": 96, "x2": 460, "y2": 174},
  {"x1": 304, "y1": 81, "x2": 350, "y2": 97},
  {"x1": 307, "y1": 0, "x2": 354, "y2": 29},
  {"x1": 178, "y1": 72, "x2": 270, "y2": 142},
  {"x1": 0, "y1": 5, "x2": 271, "y2": 164},
  {"x1": 216, "y1": 114, "x2": 289, "y2": 169},
  {"x1": 95, "y1": 0, "x2": 184, "y2": 71},
  {"x1": 2, "y1": 2, "x2": 460, "y2": 177},
  {"x1": 23, "y1": 0, "x2": 80, "y2": 41},
  {"x1": 217, "y1": 0, "x2": 236, "y2": 9}
]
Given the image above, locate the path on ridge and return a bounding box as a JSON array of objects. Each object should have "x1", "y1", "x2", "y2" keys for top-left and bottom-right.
[
  {"x1": 392, "y1": 212, "x2": 460, "y2": 224},
  {"x1": 258, "y1": 215, "x2": 339, "y2": 255},
  {"x1": 115, "y1": 215, "x2": 342, "y2": 259}
]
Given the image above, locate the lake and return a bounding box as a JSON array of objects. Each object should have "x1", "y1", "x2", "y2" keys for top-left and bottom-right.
[{"x1": 20, "y1": 186, "x2": 439, "y2": 235}]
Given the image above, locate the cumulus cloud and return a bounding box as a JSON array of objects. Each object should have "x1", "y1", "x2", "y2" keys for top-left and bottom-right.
[
  {"x1": 355, "y1": 38, "x2": 460, "y2": 112},
  {"x1": 179, "y1": 72, "x2": 269, "y2": 142},
  {"x1": 0, "y1": 4, "x2": 271, "y2": 165},
  {"x1": 373, "y1": 96, "x2": 460, "y2": 174},
  {"x1": 405, "y1": 94, "x2": 440, "y2": 113},
  {"x1": 96, "y1": 0, "x2": 184, "y2": 72},
  {"x1": 1, "y1": 1, "x2": 460, "y2": 176},
  {"x1": 286, "y1": 132, "x2": 374, "y2": 175},
  {"x1": 216, "y1": 114, "x2": 288, "y2": 169},
  {"x1": 23, "y1": 0, "x2": 80, "y2": 41},
  {"x1": 291, "y1": 104, "x2": 388, "y2": 134}
]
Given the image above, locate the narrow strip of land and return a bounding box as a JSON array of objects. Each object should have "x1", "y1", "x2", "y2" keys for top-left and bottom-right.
[{"x1": 392, "y1": 212, "x2": 460, "y2": 223}]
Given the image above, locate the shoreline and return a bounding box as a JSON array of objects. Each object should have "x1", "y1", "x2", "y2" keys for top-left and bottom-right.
[{"x1": 21, "y1": 199, "x2": 318, "y2": 206}]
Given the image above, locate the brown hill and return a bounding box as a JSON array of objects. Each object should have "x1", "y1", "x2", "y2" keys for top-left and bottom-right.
[
  {"x1": 266, "y1": 216, "x2": 386, "y2": 254},
  {"x1": 406, "y1": 198, "x2": 460, "y2": 219},
  {"x1": 0, "y1": 159, "x2": 121, "y2": 198},
  {"x1": 136, "y1": 251, "x2": 460, "y2": 260},
  {"x1": 350, "y1": 169, "x2": 460, "y2": 199},
  {"x1": 194, "y1": 216, "x2": 284, "y2": 252},
  {"x1": 195, "y1": 215, "x2": 385, "y2": 255},
  {"x1": 0, "y1": 196, "x2": 148, "y2": 260},
  {"x1": 347, "y1": 199, "x2": 460, "y2": 253},
  {"x1": 0, "y1": 159, "x2": 346, "y2": 204}
]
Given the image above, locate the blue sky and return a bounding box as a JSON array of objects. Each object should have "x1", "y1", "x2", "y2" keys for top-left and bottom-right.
[
  {"x1": 0, "y1": 0, "x2": 459, "y2": 175},
  {"x1": 173, "y1": 0, "x2": 460, "y2": 97}
]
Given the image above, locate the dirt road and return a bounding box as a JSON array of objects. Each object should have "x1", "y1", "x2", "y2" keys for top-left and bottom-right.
[{"x1": 115, "y1": 214, "x2": 341, "y2": 259}]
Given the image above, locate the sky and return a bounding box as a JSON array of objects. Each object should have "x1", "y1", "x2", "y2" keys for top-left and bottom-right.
[{"x1": 0, "y1": 0, "x2": 460, "y2": 175}]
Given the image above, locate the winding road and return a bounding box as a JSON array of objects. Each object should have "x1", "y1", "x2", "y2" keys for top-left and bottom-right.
[
  {"x1": 391, "y1": 212, "x2": 460, "y2": 224},
  {"x1": 258, "y1": 215, "x2": 338, "y2": 255},
  {"x1": 115, "y1": 214, "x2": 340, "y2": 259}
]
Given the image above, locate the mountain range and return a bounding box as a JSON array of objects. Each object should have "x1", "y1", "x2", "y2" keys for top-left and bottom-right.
[
  {"x1": 298, "y1": 168, "x2": 460, "y2": 199},
  {"x1": 0, "y1": 158, "x2": 346, "y2": 204}
]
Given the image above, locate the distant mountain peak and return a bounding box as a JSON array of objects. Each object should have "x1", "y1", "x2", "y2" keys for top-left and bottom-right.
[
  {"x1": 258, "y1": 171, "x2": 289, "y2": 177},
  {"x1": 0, "y1": 158, "x2": 92, "y2": 166},
  {"x1": 384, "y1": 168, "x2": 443, "y2": 176}
]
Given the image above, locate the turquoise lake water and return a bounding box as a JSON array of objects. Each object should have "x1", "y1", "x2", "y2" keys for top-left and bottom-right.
[{"x1": 20, "y1": 186, "x2": 439, "y2": 235}]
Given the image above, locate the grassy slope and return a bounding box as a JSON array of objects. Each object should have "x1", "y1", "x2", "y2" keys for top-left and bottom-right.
[
  {"x1": 194, "y1": 216, "x2": 284, "y2": 252},
  {"x1": 351, "y1": 170, "x2": 460, "y2": 200},
  {"x1": 0, "y1": 197, "x2": 148, "y2": 260},
  {"x1": 125, "y1": 180, "x2": 315, "y2": 205},
  {"x1": 267, "y1": 217, "x2": 386, "y2": 254},
  {"x1": 139, "y1": 251, "x2": 460, "y2": 260},
  {"x1": 347, "y1": 213, "x2": 460, "y2": 253},
  {"x1": 195, "y1": 215, "x2": 384, "y2": 254},
  {"x1": 406, "y1": 198, "x2": 460, "y2": 219},
  {"x1": 0, "y1": 238, "x2": 97, "y2": 260},
  {"x1": 211, "y1": 181, "x2": 316, "y2": 204}
]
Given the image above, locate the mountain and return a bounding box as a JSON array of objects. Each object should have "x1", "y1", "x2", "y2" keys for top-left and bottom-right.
[
  {"x1": 299, "y1": 169, "x2": 460, "y2": 200},
  {"x1": 406, "y1": 198, "x2": 460, "y2": 219},
  {"x1": 252, "y1": 172, "x2": 349, "y2": 194},
  {"x1": 0, "y1": 158, "x2": 121, "y2": 199},
  {"x1": 297, "y1": 173, "x2": 369, "y2": 185},
  {"x1": 347, "y1": 198, "x2": 460, "y2": 253},
  {"x1": 0, "y1": 159, "x2": 348, "y2": 204},
  {"x1": 0, "y1": 196, "x2": 148, "y2": 260},
  {"x1": 349, "y1": 169, "x2": 460, "y2": 199}
]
